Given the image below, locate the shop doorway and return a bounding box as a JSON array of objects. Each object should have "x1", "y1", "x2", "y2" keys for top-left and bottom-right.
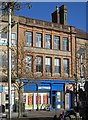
[
  {"x1": 52, "y1": 91, "x2": 63, "y2": 110},
  {"x1": 52, "y1": 95, "x2": 56, "y2": 109}
]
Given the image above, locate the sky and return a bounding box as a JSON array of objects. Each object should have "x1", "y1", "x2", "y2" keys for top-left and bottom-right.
[{"x1": 15, "y1": 2, "x2": 87, "y2": 32}]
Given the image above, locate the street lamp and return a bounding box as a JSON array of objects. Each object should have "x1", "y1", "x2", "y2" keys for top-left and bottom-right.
[{"x1": 8, "y1": 7, "x2": 12, "y2": 120}]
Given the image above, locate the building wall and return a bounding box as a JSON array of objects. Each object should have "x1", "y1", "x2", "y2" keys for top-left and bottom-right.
[
  {"x1": 17, "y1": 21, "x2": 76, "y2": 110},
  {"x1": 76, "y1": 37, "x2": 88, "y2": 81},
  {"x1": 18, "y1": 23, "x2": 76, "y2": 81},
  {"x1": 0, "y1": 20, "x2": 17, "y2": 111}
]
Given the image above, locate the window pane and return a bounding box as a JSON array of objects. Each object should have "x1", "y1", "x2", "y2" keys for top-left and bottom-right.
[
  {"x1": 54, "y1": 58, "x2": 60, "y2": 73},
  {"x1": 0, "y1": 39, "x2": 7, "y2": 45},
  {"x1": 63, "y1": 59, "x2": 69, "y2": 74},
  {"x1": 26, "y1": 56, "x2": 32, "y2": 72},
  {"x1": 26, "y1": 32, "x2": 32, "y2": 46},
  {"x1": 36, "y1": 33, "x2": 42, "y2": 47},
  {"x1": 45, "y1": 35, "x2": 51, "y2": 49},
  {"x1": 11, "y1": 33, "x2": 17, "y2": 46},
  {"x1": 11, "y1": 33, "x2": 16, "y2": 39},
  {"x1": 45, "y1": 57, "x2": 51, "y2": 73},
  {"x1": 54, "y1": 36, "x2": 60, "y2": 50},
  {"x1": 63, "y1": 38, "x2": 69, "y2": 51},
  {"x1": 36, "y1": 56, "x2": 42, "y2": 72},
  {"x1": 1, "y1": 32, "x2": 7, "y2": 39},
  {"x1": 0, "y1": 32, "x2": 7, "y2": 45}
]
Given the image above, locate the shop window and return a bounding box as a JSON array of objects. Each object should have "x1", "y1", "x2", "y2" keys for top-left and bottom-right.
[
  {"x1": 6, "y1": 94, "x2": 9, "y2": 101},
  {"x1": 43, "y1": 94, "x2": 48, "y2": 104},
  {"x1": 28, "y1": 94, "x2": 33, "y2": 105},
  {"x1": 36, "y1": 94, "x2": 41, "y2": 104},
  {"x1": 5, "y1": 103, "x2": 9, "y2": 109}
]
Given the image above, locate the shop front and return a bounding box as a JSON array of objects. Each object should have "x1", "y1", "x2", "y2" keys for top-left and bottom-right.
[{"x1": 23, "y1": 80, "x2": 75, "y2": 110}]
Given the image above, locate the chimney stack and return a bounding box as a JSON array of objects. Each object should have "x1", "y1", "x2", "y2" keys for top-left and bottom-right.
[
  {"x1": 52, "y1": 5, "x2": 67, "y2": 25},
  {"x1": 52, "y1": 6, "x2": 60, "y2": 24}
]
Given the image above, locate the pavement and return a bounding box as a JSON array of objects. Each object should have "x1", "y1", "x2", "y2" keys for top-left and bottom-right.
[
  {"x1": 11, "y1": 110, "x2": 63, "y2": 118},
  {"x1": 5, "y1": 110, "x2": 82, "y2": 120}
]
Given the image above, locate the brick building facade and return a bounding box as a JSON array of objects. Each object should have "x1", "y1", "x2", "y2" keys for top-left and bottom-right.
[{"x1": 17, "y1": 5, "x2": 76, "y2": 110}]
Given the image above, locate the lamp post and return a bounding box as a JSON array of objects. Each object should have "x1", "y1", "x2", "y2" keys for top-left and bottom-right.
[{"x1": 8, "y1": 7, "x2": 12, "y2": 120}]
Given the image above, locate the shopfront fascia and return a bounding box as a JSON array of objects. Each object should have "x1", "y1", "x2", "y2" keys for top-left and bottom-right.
[{"x1": 23, "y1": 80, "x2": 75, "y2": 110}]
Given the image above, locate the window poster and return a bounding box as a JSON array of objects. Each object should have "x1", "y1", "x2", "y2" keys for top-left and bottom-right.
[
  {"x1": 28, "y1": 94, "x2": 33, "y2": 105},
  {"x1": 36, "y1": 94, "x2": 41, "y2": 104},
  {"x1": 43, "y1": 94, "x2": 48, "y2": 104}
]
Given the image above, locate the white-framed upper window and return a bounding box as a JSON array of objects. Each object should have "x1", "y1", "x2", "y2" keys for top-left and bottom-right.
[
  {"x1": 45, "y1": 35, "x2": 52, "y2": 49},
  {"x1": 0, "y1": 32, "x2": 7, "y2": 45},
  {"x1": 45, "y1": 57, "x2": 52, "y2": 73},
  {"x1": 11, "y1": 33, "x2": 17, "y2": 46},
  {"x1": 1, "y1": 32, "x2": 7, "y2": 39},
  {"x1": 36, "y1": 56, "x2": 42, "y2": 72},
  {"x1": 63, "y1": 37, "x2": 69, "y2": 51},
  {"x1": 26, "y1": 32, "x2": 33, "y2": 46},
  {"x1": 63, "y1": 59, "x2": 69, "y2": 74},
  {"x1": 36, "y1": 33, "x2": 42, "y2": 47},
  {"x1": 54, "y1": 58, "x2": 60, "y2": 74},
  {"x1": 54, "y1": 36, "x2": 60, "y2": 50}
]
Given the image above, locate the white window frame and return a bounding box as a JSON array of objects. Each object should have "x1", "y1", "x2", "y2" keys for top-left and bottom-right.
[
  {"x1": 54, "y1": 36, "x2": 60, "y2": 50},
  {"x1": 11, "y1": 32, "x2": 17, "y2": 46},
  {"x1": 36, "y1": 56, "x2": 42, "y2": 72},
  {"x1": 63, "y1": 37, "x2": 69, "y2": 51},
  {"x1": 0, "y1": 32, "x2": 7, "y2": 45},
  {"x1": 63, "y1": 59, "x2": 69, "y2": 74},
  {"x1": 26, "y1": 32, "x2": 33, "y2": 46},
  {"x1": 54, "y1": 58, "x2": 60, "y2": 74},
  {"x1": 36, "y1": 33, "x2": 42, "y2": 47},
  {"x1": 45, "y1": 35, "x2": 51, "y2": 49},
  {"x1": 45, "y1": 57, "x2": 51, "y2": 73}
]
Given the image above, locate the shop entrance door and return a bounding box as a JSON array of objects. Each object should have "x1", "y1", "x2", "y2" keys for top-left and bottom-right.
[
  {"x1": 52, "y1": 95, "x2": 56, "y2": 109},
  {"x1": 52, "y1": 92, "x2": 57, "y2": 109},
  {"x1": 52, "y1": 92, "x2": 63, "y2": 110}
]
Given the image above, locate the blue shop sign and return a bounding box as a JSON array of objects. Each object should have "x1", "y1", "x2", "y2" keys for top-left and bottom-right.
[
  {"x1": 0, "y1": 86, "x2": 3, "y2": 92},
  {"x1": 24, "y1": 84, "x2": 36, "y2": 91},
  {"x1": 52, "y1": 84, "x2": 64, "y2": 91},
  {"x1": 38, "y1": 84, "x2": 50, "y2": 90}
]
